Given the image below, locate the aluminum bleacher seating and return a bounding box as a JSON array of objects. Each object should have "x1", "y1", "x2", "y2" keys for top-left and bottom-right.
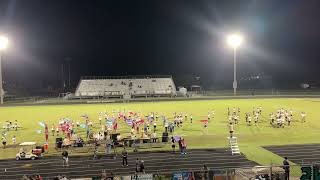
[{"x1": 75, "y1": 75, "x2": 176, "y2": 98}]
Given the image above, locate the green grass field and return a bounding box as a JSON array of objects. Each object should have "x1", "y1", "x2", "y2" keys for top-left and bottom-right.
[{"x1": 1, "y1": 98, "x2": 319, "y2": 167}]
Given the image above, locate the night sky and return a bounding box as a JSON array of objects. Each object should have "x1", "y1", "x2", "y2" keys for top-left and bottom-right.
[{"x1": 0, "y1": 0, "x2": 320, "y2": 90}]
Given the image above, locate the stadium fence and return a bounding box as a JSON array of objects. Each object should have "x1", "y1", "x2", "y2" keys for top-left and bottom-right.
[{"x1": 16, "y1": 164, "x2": 316, "y2": 180}]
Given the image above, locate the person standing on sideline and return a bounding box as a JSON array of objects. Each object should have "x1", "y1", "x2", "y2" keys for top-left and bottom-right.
[
  {"x1": 171, "y1": 137, "x2": 176, "y2": 153},
  {"x1": 93, "y1": 141, "x2": 98, "y2": 159},
  {"x1": 178, "y1": 137, "x2": 183, "y2": 154},
  {"x1": 122, "y1": 147, "x2": 128, "y2": 166},
  {"x1": 202, "y1": 164, "x2": 209, "y2": 179},
  {"x1": 283, "y1": 157, "x2": 290, "y2": 180},
  {"x1": 135, "y1": 158, "x2": 140, "y2": 173},
  {"x1": 139, "y1": 160, "x2": 145, "y2": 173},
  {"x1": 181, "y1": 138, "x2": 187, "y2": 155},
  {"x1": 62, "y1": 150, "x2": 69, "y2": 167}
]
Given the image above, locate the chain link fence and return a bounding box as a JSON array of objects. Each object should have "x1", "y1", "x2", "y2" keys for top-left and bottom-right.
[
  {"x1": 17, "y1": 163, "x2": 320, "y2": 180},
  {"x1": 86, "y1": 164, "x2": 317, "y2": 180}
]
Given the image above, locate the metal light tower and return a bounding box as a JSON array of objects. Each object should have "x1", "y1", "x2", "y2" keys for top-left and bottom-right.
[
  {"x1": 227, "y1": 34, "x2": 243, "y2": 96},
  {"x1": 0, "y1": 36, "x2": 8, "y2": 104}
]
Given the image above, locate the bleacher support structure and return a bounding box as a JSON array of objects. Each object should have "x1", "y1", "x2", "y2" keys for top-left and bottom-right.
[{"x1": 75, "y1": 75, "x2": 176, "y2": 99}]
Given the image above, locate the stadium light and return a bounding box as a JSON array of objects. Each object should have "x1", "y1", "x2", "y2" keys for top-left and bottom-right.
[
  {"x1": 0, "y1": 35, "x2": 9, "y2": 104},
  {"x1": 227, "y1": 33, "x2": 243, "y2": 96},
  {"x1": 227, "y1": 34, "x2": 243, "y2": 48},
  {"x1": 0, "y1": 36, "x2": 8, "y2": 50}
]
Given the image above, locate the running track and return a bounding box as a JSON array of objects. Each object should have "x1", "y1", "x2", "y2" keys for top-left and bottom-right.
[
  {"x1": 0, "y1": 148, "x2": 257, "y2": 179},
  {"x1": 264, "y1": 144, "x2": 320, "y2": 165}
]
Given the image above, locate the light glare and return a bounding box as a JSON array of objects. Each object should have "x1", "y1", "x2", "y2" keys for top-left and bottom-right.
[
  {"x1": 227, "y1": 34, "x2": 243, "y2": 48},
  {"x1": 0, "y1": 36, "x2": 9, "y2": 50}
]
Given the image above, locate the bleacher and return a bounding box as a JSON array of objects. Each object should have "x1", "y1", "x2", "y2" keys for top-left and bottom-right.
[{"x1": 75, "y1": 75, "x2": 176, "y2": 98}]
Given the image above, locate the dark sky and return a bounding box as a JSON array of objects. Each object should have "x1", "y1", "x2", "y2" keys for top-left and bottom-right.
[{"x1": 0, "y1": 0, "x2": 320, "y2": 89}]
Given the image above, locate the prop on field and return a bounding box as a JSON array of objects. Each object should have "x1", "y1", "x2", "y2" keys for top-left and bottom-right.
[
  {"x1": 80, "y1": 124, "x2": 86, "y2": 129},
  {"x1": 126, "y1": 119, "x2": 133, "y2": 126},
  {"x1": 36, "y1": 130, "x2": 42, "y2": 134},
  {"x1": 38, "y1": 122, "x2": 45, "y2": 128}
]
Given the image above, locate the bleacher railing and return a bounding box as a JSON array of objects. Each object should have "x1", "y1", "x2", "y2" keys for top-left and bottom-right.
[{"x1": 81, "y1": 75, "x2": 173, "y2": 80}]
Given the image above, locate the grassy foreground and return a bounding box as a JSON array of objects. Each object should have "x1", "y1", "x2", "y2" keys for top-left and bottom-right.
[{"x1": 0, "y1": 98, "x2": 320, "y2": 167}]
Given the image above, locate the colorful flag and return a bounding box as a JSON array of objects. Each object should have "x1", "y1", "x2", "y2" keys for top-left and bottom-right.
[
  {"x1": 126, "y1": 119, "x2": 133, "y2": 126},
  {"x1": 38, "y1": 122, "x2": 45, "y2": 128},
  {"x1": 199, "y1": 120, "x2": 208, "y2": 123},
  {"x1": 174, "y1": 135, "x2": 181, "y2": 141},
  {"x1": 36, "y1": 130, "x2": 42, "y2": 134},
  {"x1": 136, "y1": 119, "x2": 145, "y2": 126}
]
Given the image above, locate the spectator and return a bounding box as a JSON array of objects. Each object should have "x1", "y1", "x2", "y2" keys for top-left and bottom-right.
[
  {"x1": 106, "y1": 138, "x2": 112, "y2": 155},
  {"x1": 283, "y1": 157, "x2": 290, "y2": 180},
  {"x1": 202, "y1": 164, "x2": 209, "y2": 179},
  {"x1": 93, "y1": 141, "x2": 98, "y2": 159},
  {"x1": 171, "y1": 137, "x2": 176, "y2": 153},
  {"x1": 36, "y1": 175, "x2": 43, "y2": 180},
  {"x1": 140, "y1": 160, "x2": 145, "y2": 173},
  {"x1": 135, "y1": 158, "x2": 140, "y2": 173},
  {"x1": 62, "y1": 150, "x2": 69, "y2": 167},
  {"x1": 178, "y1": 138, "x2": 182, "y2": 154},
  {"x1": 181, "y1": 138, "x2": 187, "y2": 155},
  {"x1": 122, "y1": 147, "x2": 128, "y2": 166}
]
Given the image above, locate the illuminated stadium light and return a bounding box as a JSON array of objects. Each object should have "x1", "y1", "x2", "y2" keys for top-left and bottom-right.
[
  {"x1": 226, "y1": 33, "x2": 244, "y2": 96},
  {"x1": 0, "y1": 36, "x2": 8, "y2": 50},
  {"x1": 227, "y1": 34, "x2": 243, "y2": 49},
  {"x1": 0, "y1": 35, "x2": 8, "y2": 104}
]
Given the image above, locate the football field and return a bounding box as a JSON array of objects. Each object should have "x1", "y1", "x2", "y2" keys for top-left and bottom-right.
[{"x1": 0, "y1": 98, "x2": 319, "y2": 166}]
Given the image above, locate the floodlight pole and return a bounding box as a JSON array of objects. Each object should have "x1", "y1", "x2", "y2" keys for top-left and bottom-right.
[
  {"x1": 0, "y1": 53, "x2": 3, "y2": 104},
  {"x1": 233, "y1": 47, "x2": 237, "y2": 96}
]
